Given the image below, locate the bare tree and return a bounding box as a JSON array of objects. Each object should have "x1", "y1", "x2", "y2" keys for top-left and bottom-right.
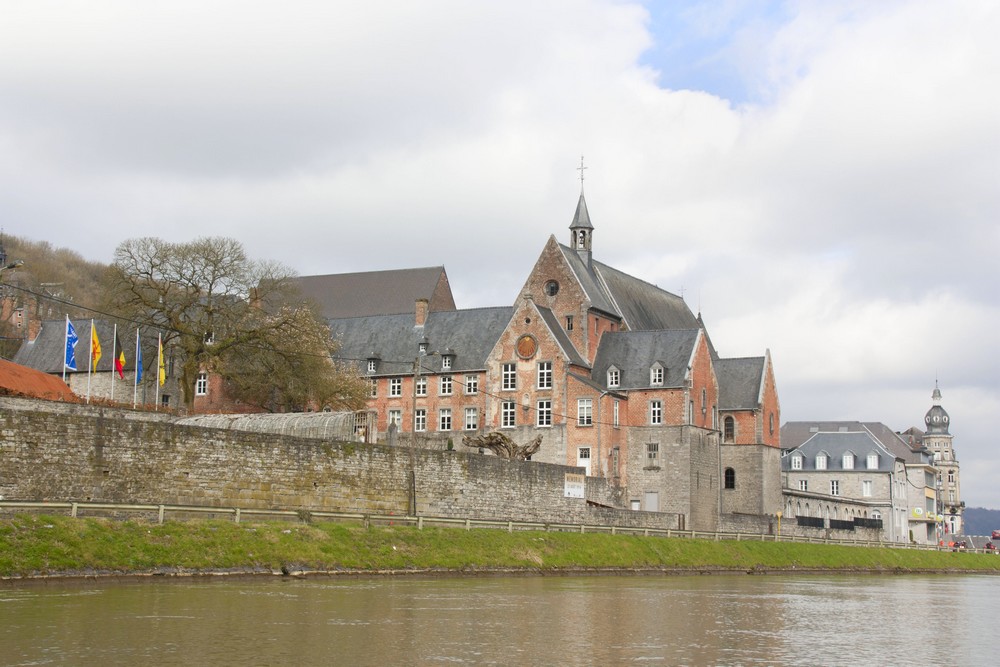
[
  {"x1": 106, "y1": 237, "x2": 367, "y2": 410},
  {"x1": 462, "y1": 432, "x2": 542, "y2": 460}
]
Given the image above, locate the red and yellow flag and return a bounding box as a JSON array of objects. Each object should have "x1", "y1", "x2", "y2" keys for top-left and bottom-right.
[
  {"x1": 90, "y1": 324, "x2": 102, "y2": 367},
  {"x1": 115, "y1": 348, "x2": 126, "y2": 379}
]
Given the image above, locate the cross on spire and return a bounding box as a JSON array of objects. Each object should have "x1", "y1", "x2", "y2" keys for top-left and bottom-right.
[{"x1": 577, "y1": 155, "x2": 587, "y2": 187}]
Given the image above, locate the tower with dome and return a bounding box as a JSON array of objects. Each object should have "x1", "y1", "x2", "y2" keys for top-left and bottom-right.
[{"x1": 923, "y1": 383, "x2": 963, "y2": 535}]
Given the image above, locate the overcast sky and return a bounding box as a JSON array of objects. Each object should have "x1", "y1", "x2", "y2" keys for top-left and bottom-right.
[{"x1": 3, "y1": 1, "x2": 998, "y2": 508}]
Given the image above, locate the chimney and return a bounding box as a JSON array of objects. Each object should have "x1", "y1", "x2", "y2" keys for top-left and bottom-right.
[{"x1": 415, "y1": 298, "x2": 429, "y2": 327}]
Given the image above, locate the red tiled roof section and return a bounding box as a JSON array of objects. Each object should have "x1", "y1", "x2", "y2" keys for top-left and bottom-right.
[{"x1": 0, "y1": 358, "x2": 77, "y2": 401}]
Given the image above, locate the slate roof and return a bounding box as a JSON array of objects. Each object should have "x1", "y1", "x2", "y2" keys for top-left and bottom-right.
[
  {"x1": 13, "y1": 319, "x2": 132, "y2": 375},
  {"x1": 0, "y1": 357, "x2": 77, "y2": 401},
  {"x1": 535, "y1": 305, "x2": 588, "y2": 368},
  {"x1": 555, "y1": 243, "x2": 700, "y2": 330},
  {"x1": 715, "y1": 356, "x2": 765, "y2": 410},
  {"x1": 329, "y1": 306, "x2": 514, "y2": 375},
  {"x1": 780, "y1": 431, "x2": 897, "y2": 472},
  {"x1": 590, "y1": 329, "x2": 700, "y2": 389},
  {"x1": 295, "y1": 266, "x2": 455, "y2": 319}
]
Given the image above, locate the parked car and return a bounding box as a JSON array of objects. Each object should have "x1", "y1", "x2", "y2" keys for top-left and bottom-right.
[{"x1": 991, "y1": 529, "x2": 1000, "y2": 540}]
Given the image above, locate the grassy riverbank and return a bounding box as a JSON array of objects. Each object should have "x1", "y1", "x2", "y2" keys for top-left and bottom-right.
[{"x1": 2, "y1": 514, "x2": 999, "y2": 580}]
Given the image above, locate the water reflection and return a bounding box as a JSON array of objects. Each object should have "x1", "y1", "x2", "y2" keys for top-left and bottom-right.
[{"x1": 1, "y1": 574, "x2": 995, "y2": 665}]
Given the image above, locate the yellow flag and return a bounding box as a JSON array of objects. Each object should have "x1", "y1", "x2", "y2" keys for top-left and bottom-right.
[
  {"x1": 158, "y1": 336, "x2": 166, "y2": 386},
  {"x1": 90, "y1": 323, "x2": 102, "y2": 366}
]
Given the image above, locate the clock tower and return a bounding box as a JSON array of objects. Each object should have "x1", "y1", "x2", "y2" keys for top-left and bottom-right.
[{"x1": 924, "y1": 383, "x2": 962, "y2": 535}]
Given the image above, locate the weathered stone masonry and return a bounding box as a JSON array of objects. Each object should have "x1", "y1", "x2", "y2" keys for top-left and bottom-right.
[{"x1": 0, "y1": 397, "x2": 676, "y2": 530}]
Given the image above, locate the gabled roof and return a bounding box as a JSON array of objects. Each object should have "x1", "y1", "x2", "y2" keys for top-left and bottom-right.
[
  {"x1": 0, "y1": 358, "x2": 76, "y2": 401},
  {"x1": 13, "y1": 319, "x2": 127, "y2": 375},
  {"x1": 329, "y1": 306, "x2": 513, "y2": 375},
  {"x1": 590, "y1": 329, "x2": 700, "y2": 389},
  {"x1": 535, "y1": 305, "x2": 588, "y2": 368},
  {"x1": 716, "y1": 356, "x2": 765, "y2": 411},
  {"x1": 554, "y1": 243, "x2": 699, "y2": 330},
  {"x1": 295, "y1": 266, "x2": 456, "y2": 319}
]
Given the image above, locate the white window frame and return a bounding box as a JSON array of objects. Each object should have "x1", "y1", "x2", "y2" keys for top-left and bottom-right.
[
  {"x1": 650, "y1": 364, "x2": 664, "y2": 386},
  {"x1": 613, "y1": 401, "x2": 619, "y2": 428},
  {"x1": 537, "y1": 400, "x2": 552, "y2": 427},
  {"x1": 791, "y1": 455, "x2": 803, "y2": 470},
  {"x1": 862, "y1": 480, "x2": 872, "y2": 497},
  {"x1": 799, "y1": 479, "x2": 808, "y2": 491},
  {"x1": 816, "y1": 453, "x2": 828, "y2": 470},
  {"x1": 501, "y1": 401, "x2": 516, "y2": 428},
  {"x1": 439, "y1": 375, "x2": 453, "y2": 396},
  {"x1": 842, "y1": 453, "x2": 854, "y2": 470},
  {"x1": 464, "y1": 407, "x2": 478, "y2": 431},
  {"x1": 650, "y1": 400, "x2": 663, "y2": 425},
  {"x1": 389, "y1": 377, "x2": 402, "y2": 397},
  {"x1": 414, "y1": 409, "x2": 427, "y2": 432},
  {"x1": 415, "y1": 377, "x2": 427, "y2": 397},
  {"x1": 646, "y1": 442, "x2": 659, "y2": 465},
  {"x1": 388, "y1": 410, "x2": 401, "y2": 428},
  {"x1": 830, "y1": 479, "x2": 840, "y2": 496},
  {"x1": 607, "y1": 367, "x2": 620, "y2": 388},
  {"x1": 439, "y1": 408, "x2": 451, "y2": 431},
  {"x1": 367, "y1": 359, "x2": 377, "y2": 373},
  {"x1": 465, "y1": 375, "x2": 478, "y2": 394},
  {"x1": 502, "y1": 363, "x2": 517, "y2": 390},
  {"x1": 442, "y1": 356, "x2": 452, "y2": 370},
  {"x1": 195, "y1": 372, "x2": 208, "y2": 396},
  {"x1": 577, "y1": 398, "x2": 593, "y2": 426},
  {"x1": 537, "y1": 361, "x2": 552, "y2": 389},
  {"x1": 867, "y1": 453, "x2": 879, "y2": 469}
]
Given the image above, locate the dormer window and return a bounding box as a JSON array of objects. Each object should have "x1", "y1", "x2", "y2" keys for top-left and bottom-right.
[
  {"x1": 867, "y1": 453, "x2": 879, "y2": 469},
  {"x1": 366, "y1": 357, "x2": 379, "y2": 374},
  {"x1": 418, "y1": 342, "x2": 428, "y2": 355},
  {"x1": 650, "y1": 364, "x2": 664, "y2": 386},
  {"x1": 607, "y1": 366, "x2": 620, "y2": 388},
  {"x1": 442, "y1": 355, "x2": 453, "y2": 370},
  {"x1": 842, "y1": 452, "x2": 855, "y2": 470},
  {"x1": 816, "y1": 453, "x2": 828, "y2": 470},
  {"x1": 791, "y1": 454, "x2": 803, "y2": 470}
]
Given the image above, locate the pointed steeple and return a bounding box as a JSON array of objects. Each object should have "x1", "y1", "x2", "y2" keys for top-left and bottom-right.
[{"x1": 569, "y1": 157, "x2": 593, "y2": 261}]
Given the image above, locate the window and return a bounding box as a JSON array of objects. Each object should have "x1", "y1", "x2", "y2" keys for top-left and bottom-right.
[
  {"x1": 867, "y1": 453, "x2": 879, "y2": 469},
  {"x1": 389, "y1": 378, "x2": 402, "y2": 397},
  {"x1": 545, "y1": 280, "x2": 559, "y2": 296},
  {"x1": 439, "y1": 409, "x2": 451, "y2": 431},
  {"x1": 607, "y1": 367, "x2": 620, "y2": 388},
  {"x1": 501, "y1": 401, "x2": 516, "y2": 428},
  {"x1": 566, "y1": 315, "x2": 574, "y2": 331},
  {"x1": 465, "y1": 375, "x2": 478, "y2": 394},
  {"x1": 646, "y1": 442, "x2": 659, "y2": 465},
  {"x1": 537, "y1": 400, "x2": 552, "y2": 427},
  {"x1": 442, "y1": 356, "x2": 452, "y2": 370},
  {"x1": 830, "y1": 480, "x2": 840, "y2": 496},
  {"x1": 537, "y1": 361, "x2": 552, "y2": 389},
  {"x1": 650, "y1": 365, "x2": 663, "y2": 386},
  {"x1": 613, "y1": 401, "x2": 619, "y2": 428},
  {"x1": 816, "y1": 453, "x2": 828, "y2": 470},
  {"x1": 414, "y1": 409, "x2": 426, "y2": 432},
  {"x1": 724, "y1": 416, "x2": 735, "y2": 442},
  {"x1": 724, "y1": 468, "x2": 736, "y2": 489},
  {"x1": 415, "y1": 377, "x2": 427, "y2": 396},
  {"x1": 368, "y1": 379, "x2": 378, "y2": 398},
  {"x1": 862, "y1": 480, "x2": 872, "y2": 497},
  {"x1": 160, "y1": 394, "x2": 170, "y2": 407},
  {"x1": 439, "y1": 375, "x2": 453, "y2": 396},
  {"x1": 798, "y1": 479, "x2": 808, "y2": 491},
  {"x1": 701, "y1": 388, "x2": 707, "y2": 414},
  {"x1": 650, "y1": 400, "x2": 663, "y2": 425},
  {"x1": 418, "y1": 342, "x2": 428, "y2": 354},
  {"x1": 791, "y1": 455, "x2": 803, "y2": 470},
  {"x1": 948, "y1": 470, "x2": 955, "y2": 483},
  {"x1": 502, "y1": 363, "x2": 516, "y2": 390},
  {"x1": 195, "y1": 373, "x2": 208, "y2": 396},
  {"x1": 388, "y1": 410, "x2": 401, "y2": 427},
  {"x1": 464, "y1": 407, "x2": 478, "y2": 430},
  {"x1": 577, "y1": 398, "x2": 593, "y2": 426},
  {"x1": 367, "y1": 359, "x2": 377, "y2": 373},
  {"x1": 842, "y1": 453, "x2": 854, "y2": 470},
  {"x1": 204, "y1": 331, "x2": 215, "y2": 345}
]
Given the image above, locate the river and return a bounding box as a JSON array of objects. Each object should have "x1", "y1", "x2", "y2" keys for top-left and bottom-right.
[{"x1": 1, "y1": 573, "x2": 995, "y2": 666}]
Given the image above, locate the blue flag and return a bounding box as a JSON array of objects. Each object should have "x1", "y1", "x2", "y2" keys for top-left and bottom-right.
[
  {"x1": 136, "y1": 338, "x2": 143, "y2": 384},
  {"x1": 65, "y1": 317, "x2": 79, "y2": 370}
]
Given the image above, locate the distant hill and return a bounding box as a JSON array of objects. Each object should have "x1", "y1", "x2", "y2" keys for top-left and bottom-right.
[{"x1": 963, "y1": 507, "x2": 1000, "y2": 535}]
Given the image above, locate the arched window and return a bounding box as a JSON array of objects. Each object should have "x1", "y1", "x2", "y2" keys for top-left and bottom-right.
[
  {"x1": 723, "y1": 416, "x2": 735, "y2": 442},
  {"x1": 724, "y1": 467, "x2": 736, "y2": 489}
]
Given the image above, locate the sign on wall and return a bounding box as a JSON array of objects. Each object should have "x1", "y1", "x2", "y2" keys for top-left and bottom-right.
[{"x1": 564, "y1": 472, "x2": 585, "y2": 499}]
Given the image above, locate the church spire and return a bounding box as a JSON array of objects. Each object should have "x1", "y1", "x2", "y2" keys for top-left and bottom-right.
[{"x1": 569, "y1": 156, "x2": 593, "y2": 257}]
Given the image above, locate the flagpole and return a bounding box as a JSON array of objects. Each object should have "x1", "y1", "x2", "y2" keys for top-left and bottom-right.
[
  {"x1": 63, "y1": 315, "x2": 68, "y2": 382},
  {"x1": 110, "y1": 324, "x2": 118, "y2": 402},
  {"x1": 133, "y1": 328, "x2": 140, "y2": 409},
  {"x1": 155, "y1": 333, "x2": 162, "y2": 411},
  {"x1": 86, "y1": 319, "x2": 94, "y2": 404}
]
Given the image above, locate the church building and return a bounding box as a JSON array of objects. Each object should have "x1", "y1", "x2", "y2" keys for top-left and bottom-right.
[{"x1": 324, "y1": 191, "x2": 783, "y2": 531}]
